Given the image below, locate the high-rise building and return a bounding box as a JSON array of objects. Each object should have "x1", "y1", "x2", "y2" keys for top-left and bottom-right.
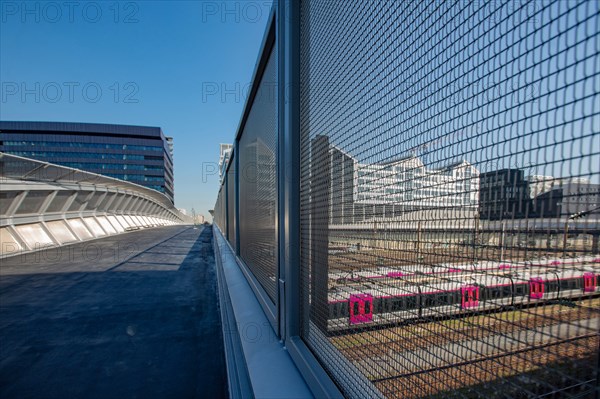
[
  {"x1": 0, "y1": 121, "x2": 175, "y2": 203},
  {"x1": 479, "y1": 169, "x2": 531, "y2": 220},
  {"x1": 219, "y1": 143, "x2": 233, "y2": 181},
  {"x1": 330, "y1": 145, "x2": 356, "y2": 224}
]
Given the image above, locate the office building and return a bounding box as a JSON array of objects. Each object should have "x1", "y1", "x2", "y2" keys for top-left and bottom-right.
[
  {"x1": 323, "y1": 140, "x2": 480, "y2": 223},
  {"x1": 219, "y1": 143, "x2": 233, "y2": 181},
  {"x1": 534, "y1": 182, "x2": 600, "y2": 218},
  {"x1": 355, "y1": 155, "x2": 479, "y2": 208},
  {"x1": 0, "y1": 121, "x2": 175, "y2": 203},
  {"x1": 479, "y1": 169, "x2": 530, "y2": 220}
]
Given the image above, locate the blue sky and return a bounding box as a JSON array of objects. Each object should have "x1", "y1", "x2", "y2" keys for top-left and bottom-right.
[{"x1": 0, "y1": 1, "x2": 272, "y2": 219}]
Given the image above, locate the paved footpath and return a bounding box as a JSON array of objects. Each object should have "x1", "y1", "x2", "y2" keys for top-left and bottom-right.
[{"x1": 0, "y1": 225, "x2": 227, "y2": 399}]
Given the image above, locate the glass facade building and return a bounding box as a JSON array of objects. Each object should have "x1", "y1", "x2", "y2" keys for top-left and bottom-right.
[{"x1": 0, "y1": 121, "x2": 175, "y2": 203}]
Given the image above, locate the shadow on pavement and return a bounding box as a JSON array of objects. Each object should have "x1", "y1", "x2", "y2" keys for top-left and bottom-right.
[{"x1": 0, "y1": 226, "x2": 227, "y2": 399}]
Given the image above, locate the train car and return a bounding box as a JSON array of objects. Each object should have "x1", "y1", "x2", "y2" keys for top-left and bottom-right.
[
  {"x1": 476, "y1": 275, "x2": 517, "y2": 308},
  {"x1": 372, "y1": 286, "x2": 421, "y2": 325},
  {"x1": 334, "y1": 257, "x2": 565, "y2": 284},
  {"x1": 586, "y1": 271, "x2": 600, "y2": 293},
  {"x1": 330, "y1": 255, "x2": 600, "y2": 288},
  {"x1": 326, "y1": 264, "x2": 600, "y2": 332},
  {"x1": 510, "y1": 271, "x2": 560, "y2": 302},
  {"x1": 412, "y1": 280, "x2": 459, "y2": 320},
  {"x1": 559, "y1": 266, "x2": 600, "y2": 295}
]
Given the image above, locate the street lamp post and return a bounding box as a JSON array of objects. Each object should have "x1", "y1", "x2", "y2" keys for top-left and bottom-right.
[
  {"x1": 416, "y1": 220, "x2": 422, "y2": 265},
  {"x1": 473, "y1": 212, "x2": 480, "y2": 265},
  {"x1": 562, "y1": 217, "x2": 569, "y2": 257},
  {"x1": 500, "y1": 220, "x2": 506, "y2": 262},
  {"x1": 566, "y1": 205, "x2": 600, "y2": 255}
]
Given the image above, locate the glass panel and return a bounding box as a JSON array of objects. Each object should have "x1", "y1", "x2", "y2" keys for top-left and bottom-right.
[
  {"x1": 0, "y1": 192, "x2": 19, "y2": 216},
  {"x1": 67, "y1": 192, "x2": 91, "y2": 212},
  {"x1": 66, "y1": 218, "x2": 93, "y2": 240},
  {"x1": 15, "y1": 223, "x2": 54, "y2": 247},
  {"x1": 83, "y1": 217, "x2": 106, "y2": 236},
  {"x1": 45, "y1": 191, "x2": 73, "y2": 213},
  {"x1": 85, "y1": 192, "x2": 106, "y2": 211},
  {"x1": 96, "y1": 216, "x2": 117, "y2": 234},
  {"x1": 96, "y1": 193, "x2": 117, "y2": 212},
  {"x1": 15, "y1": 191, "x2": 52, "y2": 214},
  {"x1": 107, "y1": 215, "x2": 125, "y2": 233},
  {"x1": 117, "y1": 215, "x2": 131, "y2": 228},
  {"x1": 0, "y1": 227, "x2": 23, "y2": 254},
  {"x1": 45, "y1": 220, "x2": 78, "y2": 244}
]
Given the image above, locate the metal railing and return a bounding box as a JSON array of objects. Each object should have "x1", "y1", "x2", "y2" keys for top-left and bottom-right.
[
  {"x1": 213, "y1": 1, "x2": 600, "y2": 398},
  {"x1": 1, "y1": 153, "x2": 188, "y2": 257}
]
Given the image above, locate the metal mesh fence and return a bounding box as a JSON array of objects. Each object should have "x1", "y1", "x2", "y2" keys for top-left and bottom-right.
[
  {"x1": 238, "y1": 43, "x2": 279, "y2": 301},
  {"x1": 214, "y1": 185, "x2": 226, "y2": 233},
  {"x1": 299, "y1": 1, "x2": 600, "y2": 398}
]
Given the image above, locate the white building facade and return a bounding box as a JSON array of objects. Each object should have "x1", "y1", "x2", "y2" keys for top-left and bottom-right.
[
  {"x1": 219, "y1": 143, "x2": 233, "y2": 181},
  {"x1": 355, "y1": 156, "x2": 479, "y2": 208}
]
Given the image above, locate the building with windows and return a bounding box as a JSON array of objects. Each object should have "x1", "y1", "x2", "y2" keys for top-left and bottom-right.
[
  {"x1": 533, "y1": 182, "x2": 600, "y2": 218},
  {"x1": 355, "y1": 155, "x2": 479, "y2": 208},
  {"x1": 0, "y1": 121, "x2": 175, "y2": 203},
  {"x1": 479, "y1": 169, "x2": 599, "y2": 220},
  {"x1": 330, "y1": 145, "x2": 356, "y2": 224},
  {"x1": 479, "y1": 169, "x2": 530, "y2": 220},
  {"x1": 323, "y1": 140, "x2": 480, "y2": 223},
  {"x1": 219, "y1": 143, "x2": 233, "y2": 181},
  {"x1": 527, "y1": 175, "x2": 561, "y2": 198}
]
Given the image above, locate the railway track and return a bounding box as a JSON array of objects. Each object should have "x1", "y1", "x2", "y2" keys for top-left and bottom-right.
[
  {"x1": 333, "y1": 297, "x2": 600, "y2": 352},
  {"x1": 371, "y1": 333, "x2": 598, "y2": 383},
  {"x1": 374, "y1": 335, "x2": 598, "y2": 399},
  {"x1": 328, "y1": 248, "x2": 597, "y2": 274}
]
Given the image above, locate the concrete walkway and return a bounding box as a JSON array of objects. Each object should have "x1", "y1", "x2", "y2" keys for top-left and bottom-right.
[{"x1": 0, "y1": 225, "x2": 227, "y2": 399}]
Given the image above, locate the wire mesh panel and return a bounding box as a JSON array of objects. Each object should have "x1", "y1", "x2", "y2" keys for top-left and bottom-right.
[
  {"x1": 299, "y1": 1, "x2": 600, "y2": 398},
  {"x1": 227, "y1": 155, "x2": 237, "y2": 249},
  {"x1": 238, "y1": 44, "x2": 278, "y2": 301},
  {"x1": 215, "y1": 185, "x2": 226, "y2": 232}
]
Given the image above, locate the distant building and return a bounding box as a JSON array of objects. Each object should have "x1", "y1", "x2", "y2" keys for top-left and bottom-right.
[
  {"x1": 194, "y1": 214, "x2": 205, "y2": 224},
  {"x1": 166, "y1": 137, "x2": 174, "y2": 159},
  {"x1": 534, "y1": 182, "x2": 600, "y2": 218},
  {"x1": 324, "y1": 139, "x2": 480, "y2": 223},
  {"x1": 219, "y1": 143, "x2": 233, "y2": 181},
  {"x1": 355, "y1": 156, "x2": 479, "y2": 208},
  {"x1": 527, "y1": 175, "x2": 560, "y2": 198},
  {"x1": 479, "y1": 169, "x2": 531, "y2": 220},
  {"x1": 330, "y1": 145, "x2": 357, "y2": 224},
  {"x1": 480, "y1": 169, "x2": 598, "y2": 220},
  {"x1": 0, "y1": 121, "x2": 175, "y2": 203}
]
